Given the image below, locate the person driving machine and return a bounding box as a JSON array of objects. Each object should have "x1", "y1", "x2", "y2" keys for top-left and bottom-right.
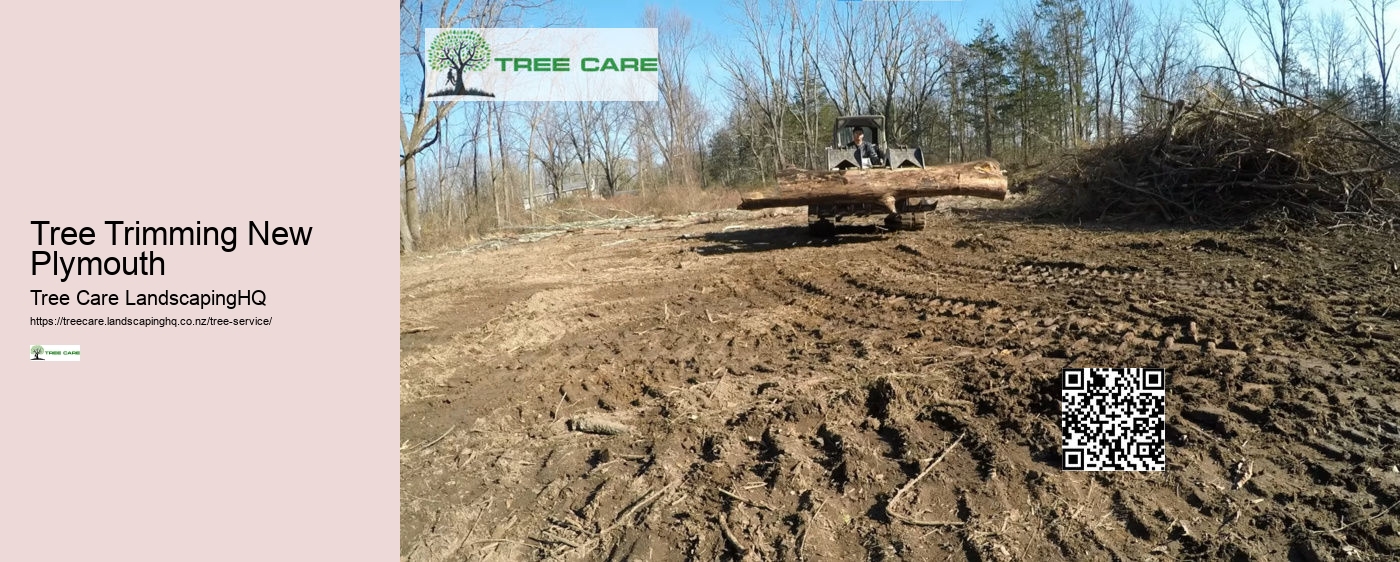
[{"x1": 847, "y1": 127, "x2": 884, "y2": 167}]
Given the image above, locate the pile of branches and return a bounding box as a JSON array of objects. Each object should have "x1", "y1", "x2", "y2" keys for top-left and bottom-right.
[{"x1": 1039, "y1": 76, "x2": 1400, "y2": 229}]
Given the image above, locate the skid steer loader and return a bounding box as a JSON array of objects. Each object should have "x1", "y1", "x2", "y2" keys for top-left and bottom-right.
[{"x1": 808, "y1": 115, "x2": 935, "y2": 236}]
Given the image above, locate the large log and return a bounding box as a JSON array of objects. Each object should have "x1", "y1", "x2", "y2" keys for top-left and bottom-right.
[{"x1": 739, "y1": 159, "x2": 1008, "y2": 212}]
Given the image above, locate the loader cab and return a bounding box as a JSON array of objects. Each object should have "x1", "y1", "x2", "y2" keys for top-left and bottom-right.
[
  {"x1": 826, "y1": 114, "x2": 924, "y2": 171},
  {"x1": 831, "y1": 115, "x2": 887, "y2": 152}
]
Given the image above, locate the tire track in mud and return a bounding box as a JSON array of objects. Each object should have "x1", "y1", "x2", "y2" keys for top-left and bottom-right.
[
  {"x1": 733, "y1": 251, "x2": 1118, "y2": 559},
  {"x1": 885, "y1": 239, "x2": 1384, "y2": 370},
  {"x1": 753, "y1": 232, "x2": 1394, "y2": 560}
]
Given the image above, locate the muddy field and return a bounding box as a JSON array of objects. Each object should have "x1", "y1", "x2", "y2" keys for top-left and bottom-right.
[{"x1": 401, "y1": 203, "x2": 1400, "y2": 561}]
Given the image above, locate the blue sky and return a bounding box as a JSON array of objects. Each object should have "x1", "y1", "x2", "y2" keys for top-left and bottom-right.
[
  {"x1": 559, "y1": 0, "x2": 1011, "y2": 119},
  {"x1": 549, "y1": 0, "x2": 1400, "y2": 118},
  {"x1": 573, "y1": 0, "x2": 1004, "y2": 38},
  {"x1": 404, "y1": 0, "x2": 1399, "y2": 142}
]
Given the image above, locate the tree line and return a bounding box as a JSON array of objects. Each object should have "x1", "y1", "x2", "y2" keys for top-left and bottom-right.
[{"x1": 401, "y1": 0, "x2": 1400, "y2": 251}]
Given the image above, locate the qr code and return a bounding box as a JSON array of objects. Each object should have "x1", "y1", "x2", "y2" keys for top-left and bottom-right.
[{"x1": 1060, "y1": 368, "x2": 1166, "y2": 471}]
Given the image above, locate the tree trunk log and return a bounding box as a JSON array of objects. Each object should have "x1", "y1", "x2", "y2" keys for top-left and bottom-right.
[
  {"x1": 400, "y1": 167, "x2": 415, "y2": 253},
  {"x1": 404, "y1": 153, "x2": 422, "y2": 241},
  {"x1": 400, "y1": 197, "x2": 415, "y2": 253},
  {"x1": 738, "y1": 160, "x2": 1008, "y2": 211}
]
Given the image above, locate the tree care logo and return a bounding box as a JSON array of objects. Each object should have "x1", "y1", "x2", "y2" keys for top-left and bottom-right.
[
  {"x1": 423, "y1": 29, "x2": 660, "y2": 102},
  {"x1": 427, "y1": 29, "x2": 495, "y2": 98},
  {"x1": 29, "y1": 344, "x2": 80, "y2": 361}
]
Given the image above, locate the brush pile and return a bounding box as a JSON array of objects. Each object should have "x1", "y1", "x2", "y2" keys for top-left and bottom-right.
[{"x1": 1039, "y1": 81, "x2": 1400, "y2": 229}]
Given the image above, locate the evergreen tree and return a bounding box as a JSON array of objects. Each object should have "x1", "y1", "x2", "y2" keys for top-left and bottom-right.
[{"x1": 964, "y1": 21, "x2": 1012, "y2": 158}]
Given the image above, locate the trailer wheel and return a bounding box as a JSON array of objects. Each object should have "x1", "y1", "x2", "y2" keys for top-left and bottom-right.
[{"x1": 809, "y1": 219, "x2": 837, "y2": 237}]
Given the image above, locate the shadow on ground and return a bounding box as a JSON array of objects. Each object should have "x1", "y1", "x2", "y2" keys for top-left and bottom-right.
[
  {"x1": 950, "y1": 198, "x2": 1290, "y2": 236},
  {"x1": 692, "y1": 224, "x2": 888, "y2": 255}
]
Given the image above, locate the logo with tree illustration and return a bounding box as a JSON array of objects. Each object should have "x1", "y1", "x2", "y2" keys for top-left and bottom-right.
[
  {"x1": 427, "y1": 29, "x2": 495, "y2": 98},
  {"x1": 30, "y1": 345, "x2": 44, "y2": 360}
]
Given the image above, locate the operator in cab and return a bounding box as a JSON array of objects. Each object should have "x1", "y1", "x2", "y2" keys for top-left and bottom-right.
[{"x1": 847, "y1": 127, "x2": 884, "y2": 167}]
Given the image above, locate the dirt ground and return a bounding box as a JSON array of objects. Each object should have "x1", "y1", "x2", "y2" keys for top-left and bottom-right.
[{"x1": 400, "y1": 201, "x2": 1400, "y2": 561}]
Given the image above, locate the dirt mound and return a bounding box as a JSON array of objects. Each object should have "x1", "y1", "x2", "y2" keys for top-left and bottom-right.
[{"x1": 1035, "y1": 77, "x2": 1400, "y2": 228}]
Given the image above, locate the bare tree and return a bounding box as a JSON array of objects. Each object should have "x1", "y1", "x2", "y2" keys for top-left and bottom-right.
[
  {"x1": 594, "y1": 102, "x2": 637, "y2": 194},
  {"x1": 1294, "y1": 12, "x2": 1358, "y2": 102},
  {"x1": 1191, "y1": 0, "x2": 1248, "y2": 97},
  {"x1": 639, "y1": 5, "x2": 709, "y2": 187},
  {"x1": 945, "y1": 40, "x2": 968, "y2": 161},
  {"x1": 1039, "y1": 0, "x2": 1090, "y2": 145},
  {"x1": 826, "y1": 1, "x2": 924, "y2": 142},
  {"x1": 533, "y1": 106, "x2": 573, "y2": 199},
  {"x1": 891, "y1": 14, "x2": 950, "y2": 156},
  {"x1": 1349, "y1": 0, "x2": 1400, "y2": 117},
  {"x1": 1110, "y1": 0, "x2": 1137, "y2": 137},
  {"x1": 1238, "y1": 0, "x2": 1304, "y2": 94},
  {"x1": 787, "y1": 0, "x2": 827, "y2": 171},
  {"x1": 1303, "y1": 11, "x2": 1360, "y2": 93},
  {"x1": 1086, "y1": 0, "x2": 1137, "y2": 139},
  {"x1": 716, "y1": 0, "x2": 792, "y2": 180},
  {"x1": 1133, "y1": 3, "x2": 1199, "y2": 124},
  {"x1": 563, "y1": 102, "x2": 602, "y2": 195},
  {"x1": 631, "y1": 107, "x2": 658, "y2": 193}
]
